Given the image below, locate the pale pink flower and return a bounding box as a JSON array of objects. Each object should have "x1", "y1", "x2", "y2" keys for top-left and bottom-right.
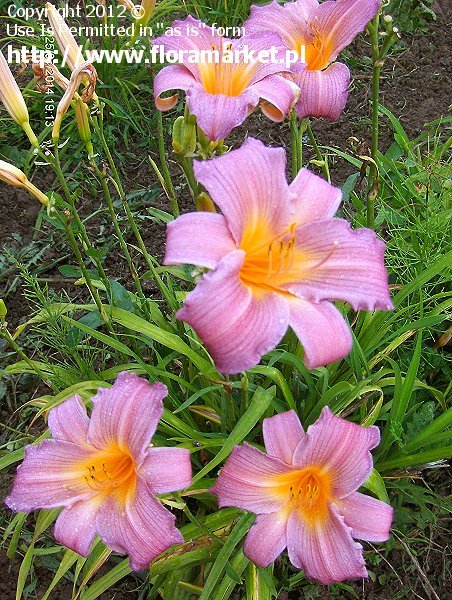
[
  {"x1": 153, "y1": 16, "x2": 299, "y2": 140},
  {"x1": 245, "y1": 0, "x2": 380, "y2": 120},
  {"x1": 5, "y1": 372, "x2": 192, "y2": 571},
  {"x1": 211, "y1": 408, "x2": 393, "y2": 584},
  {"x1": 164, "y1": 138, "x2": 392, "y2": 374}
]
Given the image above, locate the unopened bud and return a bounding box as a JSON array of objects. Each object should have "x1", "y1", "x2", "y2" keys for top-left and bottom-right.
[
  {"x1": 46, "y1": 3, "x2": 85, "y2": 71},
  {"x1": 196, "y1": 192, "x2": 216, "y2": 213},
  {"x1": 0, "y1": 160, "x2": 48, "y2": 205},
  {"x1": 0, "y1": 51, "x2": 38, "y2": 146}
]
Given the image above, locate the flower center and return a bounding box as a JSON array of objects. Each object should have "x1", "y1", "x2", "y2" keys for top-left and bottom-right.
[
  {"x1": 84, "y1": 446, "x2": 136, "y2": 505},
  {"x1": 239, "y1": 224, "x2": 301, "y2": 291},
  {"x1": 198, "y1": 43, "x2": 253, "y2": 96},
  {"x1": 291, "y1": 28, "x2": 333, "y2": 71},
  {"x1": 273, "y1": 466, "x2": 333, "y2": 525}
]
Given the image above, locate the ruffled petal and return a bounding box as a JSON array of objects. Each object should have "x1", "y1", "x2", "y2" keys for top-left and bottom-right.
[
  {"x1": 290, "y1": 168, "x2": 342, "y2": 225},
  {"x1": 5, "y1": 440, "x2": 96, "y2": 512},
  {"x1": 154, "y1": 64, "x2": 196, "y2": 111},
  {"x1": 251, "y1": 74, "x2": 299, "y2": 122},
  {"x1": 48, "y1": 394, "x2": 89, "y2": 445},
  {"x1": 233, "y1": 32, "x2": 295, "y2": 84},
  {"x1": 54, "y1": 495, "x2": 104, "y2": 556},
  {"x1": 164, "y1": 212, "x2": 236, "y2": 269},
  {"x1": 339, "y1": 492, "x2": 393, "y2": 542},
  {"x1": 293, "y1": 407, "x2": 380, "y2": 498},
  {"x1": 245, "y1": 0, "x2": 319, "y2": 51},
  {"x1": 314, "y1": 0, "x2": 381, "y2": 59},
  {"x1": 286, "y1": 218, "x2": 393, "y2": 311},
  {"x1": 293, "y1": 62, "x2": 350, "y2": 121},
  {"x1": 243, "y1": 507, "x2": 290, "y2": 567},
  {"x1": 263, "y1": 410, "x2": 305, "y2": 465},
  {"x1": 140, "y1": 447, "x2": 192, "y2": 494},
  {"x1": 87, "y1": 372, "x2": 167, "y2": 463},
  {"x1": 96, "y1": 476, "x2": 183, "y2": 572},
  {"x1": 289, "y1": 298, "x2": 352, "y2": 369},
  {"x1": 211, "y1": 443, "x2": 293, "y2": 514},
  {"x1": 194, "y1": 138, "x2": 294, "y2": 245},
  {"x1": 287, "y1": 501, "x2": 368, "y2": 584},
  {"x1": 153, "y1": 16, "x2": 224, "y2": 79},
  {"x1": 177, "y1": 250, "x2": 289, "y2": 374},
  {"x1": 186, "y1": 84, "x2": 258, "y2": 141}
]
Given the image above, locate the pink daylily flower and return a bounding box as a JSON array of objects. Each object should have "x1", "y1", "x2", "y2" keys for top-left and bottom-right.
[
  {"x1": 211, "y1": 408, "x2": 393, "y2": 584},
  {"x1": 164, "y1": 138, "x2": 392, "y2": 374},
  {"x1": 245, "y1": 0, "x2": 380, "y2": 120},
  {"x1": 5, "y1": 372, "x2": 192, "y2": 571},
  {"x1": 153, "y1": 16, "x2": 299, "y2": 140}
]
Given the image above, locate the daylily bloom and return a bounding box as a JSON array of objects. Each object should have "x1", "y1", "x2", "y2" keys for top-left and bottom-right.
[
  {"x1": 245, "y1": 0, "x2": 380, "y2": 120},
  {"x1": 211, "y1": 408, "x2": 393, "y2": 584},
  {"x1": 5, "y1": 372, "x2": 192, "y2": 571},
  {"x1": 164, "y1": 138, "x2": 392, "y2": 374},
  {"x1": 0, "y1": 160, "x2": 48, "y2": 205},
  {"x1": 153, "y1": 16, "x2": 299, "y2": 140},
  {"x1": 46, "y1": 3, "x2": 85, "y2": 70},
  {"x1": 0, "y1": 50, "x2": 38, "y2": 146}
]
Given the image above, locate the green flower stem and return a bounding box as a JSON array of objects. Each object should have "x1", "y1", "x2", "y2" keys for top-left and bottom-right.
[
  {"x1": 57, "y1": 210, "x2": 116, "y2": 337},
  {"x1": 306, "y1": 121, "x2": 331, "y2": 183},
  {"x1": 157, "y1": 109, "x2": 179, "y2": 216},
  {"x1": 290, "y1": 109, "x2": 303, "y2": 179},
  {"x1": 40, "y1": 146, "x2": 112, "y2": 295},
  {"x1": 367, "y1": 12, "x2": 383, "y2": 229},
  {"x1": 91, "y1": 112, "x2": 177, "y2": 311},
  {"x1": 0, "y1": 325, "x2": 59, "y2": 393},
  {"x1": 90, "y1": 160, "x2": 151, "y2": 320}
]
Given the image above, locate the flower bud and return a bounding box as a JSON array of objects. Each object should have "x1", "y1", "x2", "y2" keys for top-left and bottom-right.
[
  {"x1": 0, "y1": 51, "x2": 39, "y2": 146},
  {"x1": 196, "y1": 192, "x2": 216, "y2": 213},
  {"x1": 130, "y1": 0, "x2": 156, "y2": 43},
  {"x1": 172, "y1": 116, "x2": 197, "y2": 155},
  {"x1": 0, "y1": 160, "x2": 48, "y2": 205},
  {"x1": 46, "y1": 3, "x2": 85, "y2": 71},
  {"x1": 74, "y1": 99, "x2": 94, "y2": 158}
]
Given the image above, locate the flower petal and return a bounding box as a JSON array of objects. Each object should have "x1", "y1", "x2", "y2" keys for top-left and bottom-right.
[
  {"x1": 314, "y1": 0, "x2": 381, "y2": 59},
  {"x1": 194, "y1": 138, "x2": 294, "y2": 245},
  {"x1": 289, "y1": 298, "x2": 352, "y2": 369},
  {"x1": 293, "y1": 406, "x2": 380, "y2": 498},
  {"x1": 54, "y1": 495, "x2": 104, "y2": 556},
  {"x1": 96, "y1": 475, "x2": 183, "y2": 572},
  {"x1": 339, "y1": 492, "x2": 393, "y2": 542},
  {"x1": 245, "y1": 0, "x2": 319, "y2": 51},
  {"x1": 5, "y1": 440, "x2": 96, "y2": 512},
  {"x1": 47, "y1": 394, "x2": 89, "y2": 445},
  {"x1": 251, "y1": 74, "x2": 298, "y2": 122},
  {"x1": 87, "y1": 372, "x2": 167, "y2": 463},
  {"x1": 287, "y1": 501, "x2": 367, "y2": 584},
  {"x1": 293, "y1": 62, "x2": 350, "y2": 121},
  {"x1": 290, "y1": 168, "x2": 342, "y2": 225},
  {"x1": 211, "y1": 443, "x2": 293, "y2": 514},
  {"x1": 154, "y1": 64, "x2": 196, "y2": 111},
  {"x1": 243, "y1": 507, "x2": 290, "y2": 567},
  {"x1": 153, "y1": 16, "x2": 224, "y2": 80},
  {"x1": 186, "y1": 84, "x2": 258, "y2": 141},
  {"x1": 164, "y1": 212, "x2": 236, "y2": 270},
  {"x1": 263, "y1": 410, "x2": 305, "y2": 465},
  {"x1": 177, "y1": 250, "x2": 289, "y2": 374},
  {"x1": 287, "y1": 219, "x2": 393, "y2": 311},
  {"x1": 140, "y1": 447, "x2": 192, "y2": 494}
]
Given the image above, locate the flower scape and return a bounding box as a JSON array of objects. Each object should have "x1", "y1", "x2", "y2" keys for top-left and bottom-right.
[{"x1": 0, "y1": 0, "x2": 450, "y2": 598}]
